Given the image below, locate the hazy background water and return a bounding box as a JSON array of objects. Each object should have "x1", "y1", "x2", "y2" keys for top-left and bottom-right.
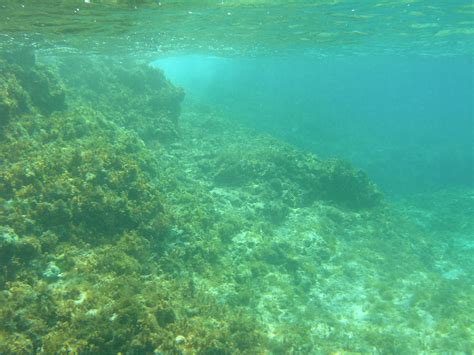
[{"x1": 154, "y1": 54, "x2": 473, "y2": 196}]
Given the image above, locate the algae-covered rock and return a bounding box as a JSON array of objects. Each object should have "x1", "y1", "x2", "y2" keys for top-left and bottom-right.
[
  {"x1": 0, "y1": 226, "x2": 41, "y2": 287},
  {"x1": 1, "y1": 47, "x2": 36, "y2": 68},
  {"x1": 315, "y1": 159, "x2": 383, "y2": 209},
  {"x1": 58, "y1": 56, "x2": 184, "y2": 143},
  {"x1": 0, "y1": 49, "x2": 65, "y2": 126},
  {"x1": 0, "y1": 56, "x2": 270, "y2": 354},
  {"x1": 15, "y1": 64, "x2": 66, "y2": 115},
  {"x1": 213, "y1": 144, "x2": 382, "y2": 210},
  {"x1": 0, "y1": 108, "x2": 167, "y2": 242},
  {"x1": 1, "y1": 54, "x2": 469, "y2": 354},
  {"x1": 0, "y1": 62, "x2": 29, "y2": 126}
]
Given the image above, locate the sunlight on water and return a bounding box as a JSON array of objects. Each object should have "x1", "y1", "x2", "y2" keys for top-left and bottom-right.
[{"x1": 1, "y1": 0, "x2": 473, "y2": 56}]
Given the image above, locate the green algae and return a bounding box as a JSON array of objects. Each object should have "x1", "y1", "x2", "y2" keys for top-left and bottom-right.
[{"x1": 164, "y1": 108, "x2": 474, "y2": 353}]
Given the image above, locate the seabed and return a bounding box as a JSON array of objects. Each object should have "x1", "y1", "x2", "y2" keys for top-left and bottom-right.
[{"x1": 0, "y1": 53, "x2": 473, "y2": 353}]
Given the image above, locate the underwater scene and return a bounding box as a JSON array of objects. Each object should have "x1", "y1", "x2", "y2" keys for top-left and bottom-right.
[{"x1": 0, "y1": 0, "x2": 473, "y2": 353}]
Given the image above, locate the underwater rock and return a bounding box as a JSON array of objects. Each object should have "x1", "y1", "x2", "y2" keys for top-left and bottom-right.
[
  {"x1": 0, "y1": 56, "x2": 270, "y2": 354},
  {"x1": 42, "y1": 261, "x2": 62, "y2": 281},
  {"x1": 2, "y1": 55, "x2": 469, "y2": 354},
  {"x1": 2, "y1": 47, "x2": 36, "y2": 68},
  {"x1": 213, "y1": 145, "x2": 382, "y2": 210},
  {"x1": 313, "y1": 159, "x2": 383, "y2": 209},
  {"x1": 175, "y1": 335, "x2": 186, "y2": 345},
  {"x1": 0, "y1": 52, "x2": 65, "y2": 126},
  {"x1": 57, "y1": 56, "x2": 184, "y2": 143},
  {"x1": 0, "y1": 109, "x2": 168, "y2": 242},
  {"x1": 155, "y1": 307, "x2": 176, "y2": 328},
  {"x1": 0, "y1": 226, "x2": 21, "y2": 257},
  {"x1": 16, "y1": 64, "x2": 66, "y2": 115},
  {"x1": 0, "y1": 61, "x2": 29, "y2": 127},
  {"x1": 0, "y1": 226, "x2": 41, "y2": 261},
  {"x1": 0, "y1": 226, "x2": 41, "y2": 286}
]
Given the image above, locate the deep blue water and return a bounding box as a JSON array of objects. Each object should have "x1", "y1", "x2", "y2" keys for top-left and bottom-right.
[{"x1": 154, "y1": 54, "x2": 473, "y2": 195}]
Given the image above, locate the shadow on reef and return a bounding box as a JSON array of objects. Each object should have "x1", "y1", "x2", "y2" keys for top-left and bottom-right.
[{"x1": 0, "y1": 48, "x2": 389, "y2": 353}]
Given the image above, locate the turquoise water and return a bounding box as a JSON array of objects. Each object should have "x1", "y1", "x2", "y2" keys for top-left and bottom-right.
[{"x1": 0, "y1": 0, "x2": 473, "y2": 353}]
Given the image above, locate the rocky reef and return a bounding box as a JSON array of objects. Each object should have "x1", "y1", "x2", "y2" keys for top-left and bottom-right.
[
  {"x1": 0, "y1": 51, "x2": 472, "y2": 353},
  {"x1": 0, "y1": 51, "x2": 267, "y2": 353}
]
